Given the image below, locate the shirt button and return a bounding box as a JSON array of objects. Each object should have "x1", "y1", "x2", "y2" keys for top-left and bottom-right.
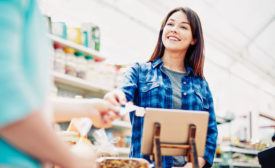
[
  {"x1": 183, "y1": 92, "x2": 187, "y2": 96},
  {"x1": 183, "y1": 81, "x2": 187, "y2": 84}
]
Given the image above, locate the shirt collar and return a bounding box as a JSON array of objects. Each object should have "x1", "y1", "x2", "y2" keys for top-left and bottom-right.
[
  {"x1": 152, "y1": 58, "x2": 163, "y2": 68},
  {"x1": 152, "y1": 58, "x2": 195, "y2": 76},
  {"x1": 185, "y1": 65, "x2": 194, "y2": 76}
]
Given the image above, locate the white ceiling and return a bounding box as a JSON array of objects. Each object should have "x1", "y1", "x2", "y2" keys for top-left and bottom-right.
[{"x1": 39, "y1": 0, "x2": 275, "y2": 97}]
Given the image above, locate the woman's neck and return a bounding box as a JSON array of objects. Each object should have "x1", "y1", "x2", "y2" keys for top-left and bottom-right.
[{"x1": 162, "y1": 50, "x2": 186, "y2": 73}]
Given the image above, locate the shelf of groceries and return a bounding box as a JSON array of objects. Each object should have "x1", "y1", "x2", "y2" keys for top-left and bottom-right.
[
  {"x1": 225, "y1": 162, "x2": 260, "y2": 168},
  {"x1": 53, "y1": 72, "x2": 109, "y2": 95},
  {"x1": 221, "y1": 146, "x2": 258, "y2": 155},
  {"x1": 48, "y1": 34, "x2": 105, "y2": 61},
  {"x1": 216, "y1": 161, "x2": 261, "y2": 168},
  {"x1": 44, "y1": 16, "x2": 138, "y2": 165},
  {"x1": 217, "y1": 146, "x2": 260, "y2": 167},
  {"x1": 49, "y1": 33, "x2": 125, "y2": 96},
  {"x1": 213, "y1": 120, "x2": 264, "y2": 168},
  {"x1": 214, "y1": 145, "x2": 261, "y2": 168},
  {"x1": 47, "y1": 20, "x2": 126, "y2": 95}
]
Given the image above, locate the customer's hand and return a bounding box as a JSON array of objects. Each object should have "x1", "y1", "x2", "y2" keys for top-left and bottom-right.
[
  {"x1": 88, "y1": 98, "x2": 119, "y2": 128},
  {"x1": 104, "y1": 89, "x2": 127, "y2": 106}
]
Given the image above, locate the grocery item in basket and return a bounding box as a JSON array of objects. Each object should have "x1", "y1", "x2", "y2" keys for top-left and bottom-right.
[
  {"x1": 96, "y1": 157, "x2": 150, "y2": 168},
  {"x1": 93, "y1": 129, "x2": 119, "y2": 157},
  {"x1": 56, "y1": 131, "x2": 79, "y2": 145}
]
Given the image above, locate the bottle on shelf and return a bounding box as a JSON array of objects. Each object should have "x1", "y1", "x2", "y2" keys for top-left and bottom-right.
[
  {"x1": 85, "y1": 55, "x2": 96, "y2": 83},
  {"x1": 64, "y1": 47, "x2": 77, "y2": 77},
  {"x1": 82, "y1": 23, "x2": 101, "y2": 51},
  {"x1": 67, "y1": 26, "x2": 82, "y2": 45},
  {"x1": 75, "y1": 51, "x2": 87, "y2": 79},
  {"x1": 85, "y1": 55, "x2": 105, "y2": 87},
  {"x1": 53, "y1": 43, "x2": 65, "y2": 74},
  {"x1": 91, "y1": 26, "x2": 100, "y2": 51}
]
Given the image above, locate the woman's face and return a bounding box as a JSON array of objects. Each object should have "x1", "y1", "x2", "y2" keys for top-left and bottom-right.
[{"x1": 162, "y1": 11, "x2": 196, "y2": 52}]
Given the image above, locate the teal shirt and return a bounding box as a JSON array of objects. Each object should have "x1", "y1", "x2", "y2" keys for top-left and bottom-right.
[{"x1": 0, "y1": 0, "x2": 50, "y2": 167}]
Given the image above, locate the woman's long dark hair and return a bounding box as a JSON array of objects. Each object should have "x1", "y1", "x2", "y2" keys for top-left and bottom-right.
[{"x1": 149, "y1": 7, "x2": 205, "y2": 78}]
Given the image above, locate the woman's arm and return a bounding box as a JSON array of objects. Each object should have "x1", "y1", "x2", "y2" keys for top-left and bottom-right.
[{"x1": 202, "y1": 81, "x2": 218, "y2": 167}]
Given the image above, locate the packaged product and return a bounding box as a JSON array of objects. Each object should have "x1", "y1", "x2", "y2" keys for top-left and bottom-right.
[
  {"x1": 69, "y1": 118, "x2": 96, "y2": 158},
  {"x1": 91, "y1": 26, "x2": 100, "y2": 51},
  {"x1": 53, "y1": 43, "x2": 65, "y2": 74},
  {"x1": 55, "y1": 118, "x2": 96, "y2": 168},
  {"x1": 85, "y1": 57, "x2": 101, "y2": 84},
  {"x1": 51, "y1": 22, "x2": 67, "y2": 39},
  {"x1": 56, "y1": 131, "x2": 79, "y2": 146},
  {"x1": 82, "y1": 23, "x2": 101, "y2": 51},
  {"x1": 93, "y1": 129, "x2": 119, "y2": 157},
  {"x1": 74, "y1": 51, "x2": 87, "y2": 79},
  {"x1": 67, "y1": 27, "x2": 82, "y2": 44},
  {"x1": 85, "y1": 55, "x2": 94, "y2": 81}
]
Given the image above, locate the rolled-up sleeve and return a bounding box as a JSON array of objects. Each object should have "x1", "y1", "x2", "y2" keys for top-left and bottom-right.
[
  {"x1": 203, "y1": 81, "x2": 218, "y2": 167},
  {"x1": 0, "y1": 2, "x2": 38, "y2": 127}
]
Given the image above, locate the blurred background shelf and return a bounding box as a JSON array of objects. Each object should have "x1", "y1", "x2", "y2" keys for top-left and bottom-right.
[
  {"x1": 214, "y1": 158, "x2": 223, "y2": 163},
  {"x1": 221, "y1": 146, "x2": 258, "y2": 155},
  {"x1": 53, "y1": 72, "x2": 109, "y2": 97},
  {"x1": 112, "y1": 120, "x2": 131, "y2": 129},
  {"x1": 222, "y1": 162, "x2": 261, "y2": 168},
  {"x1": 48, "y1": 34, "x2": 105, "y2": 61}
]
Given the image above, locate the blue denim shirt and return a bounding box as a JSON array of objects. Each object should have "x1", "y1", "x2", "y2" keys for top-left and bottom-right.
[{"x1": 120, "y1": 58, "x2": 218, "y2": 168}]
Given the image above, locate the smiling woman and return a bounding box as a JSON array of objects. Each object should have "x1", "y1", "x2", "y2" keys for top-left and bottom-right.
[
  {"x1": 150, "y1": 7, "x2": 204, "y2": 78},
  {"x1": 104, "y1": 7, "x2": 217, "y2": 168},
  {"x1": 162, "y1": 12, "x2": 195, "y2": 55}
]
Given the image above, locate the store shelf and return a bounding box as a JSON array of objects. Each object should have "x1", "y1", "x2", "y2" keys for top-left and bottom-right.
[
  {"x1": 112, "y1": 120, "x2": 132, "y2": 129},
  {"x1": 53, "y1": 72, "x2": 110, "y2": 96},
  {"x1": 216, "y1": 116, "x2": 226, "y2": 125},
  {"x1": 216, "y1": 115, "x2": 232, "y2": 125},
  {"x1": 214, "y1": 158, "x2": 223, "y2": 163},
  {"x1": 229, "y1": 162, "x2": 260, "y2": 167},
  {"x1": 221, "y1": 146, "x2": 258, "y2": 155},
  {"x1": 116, "y1": 147, "x2": 130, "y2": 155},
  {"x1": 48, "y1": 34, "x2": 105, "y2": 60}
]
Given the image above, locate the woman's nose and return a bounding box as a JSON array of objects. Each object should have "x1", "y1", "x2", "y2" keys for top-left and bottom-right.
[{"x1": 170, "y1": 27, "x2": 178, "y2": 34}]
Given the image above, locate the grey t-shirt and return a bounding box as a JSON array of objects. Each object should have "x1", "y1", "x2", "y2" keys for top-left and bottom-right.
[{"x1": 162, "y1": 67, "x2": 187, "y2": 166}]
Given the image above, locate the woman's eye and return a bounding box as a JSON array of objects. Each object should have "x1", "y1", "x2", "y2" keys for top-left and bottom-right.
[
  {"x1": 167, "y1": 23, "x2": 173, "y2": 26},
  {"x1": 181, "y1": 26, "x2": 187, "y2": 29}
]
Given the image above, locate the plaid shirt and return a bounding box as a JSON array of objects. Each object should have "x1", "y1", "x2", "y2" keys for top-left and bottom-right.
[{"x1": 120, "y1": 58, "x2": 218, "y2": 168}]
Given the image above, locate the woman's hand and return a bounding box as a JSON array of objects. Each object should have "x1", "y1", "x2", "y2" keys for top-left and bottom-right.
[{"x1": 104, "y1": 89, "x2": 127, "y2": 106}]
